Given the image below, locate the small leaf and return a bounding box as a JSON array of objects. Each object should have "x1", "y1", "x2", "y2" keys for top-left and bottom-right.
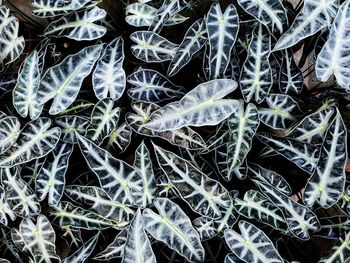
[
  {"x1": 62, "y1": 233, "x2": 99, "y2": 263},
  {"x1": 0, "y1": 116, "x2": 20, "y2": 155}
]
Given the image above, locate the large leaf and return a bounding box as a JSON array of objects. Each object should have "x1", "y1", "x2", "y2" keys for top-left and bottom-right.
[
  {"x1": 287, "y1": 106, "x2": 335, "y2": 145},
  {"x1": 144, "y1": 79, "x2": 239, "y2": 131},
  {"x1": 130, "y1": 31, "x2": 179, "y2": 62},
  {"x1": 257, "y1": 133, "x2": 320, "y2": 174},
  {"x1": 226, "y1": 101, "x2": 260, "y2": 179},
  {"x1": 126, "y1": 102, "x2": 206, "y2": 150},
  {"x1": 273, "y1": 0, "x2": 339, "y2": 51},
  {"x1": 13, "y1": 50, "x2": 42, "y2": 119},
  {"x1": 237, "y1": 0, "x2": 288, "y2": 34},
  {"x1": 240, "y1": 23, "x2": 272, "y2": 103},
  {"x1": 30, "y1": 0, "x2": 92, "y2": 17},
  {"x1": 127, "y1": 69, "x2": 185, "y2": 103},
  {"x1": 65, "y1": 185, "x2": 135, "y2": 222},
  {"x1": 132, "y1": 141, "x2": 156, "y2": 208},
  {"x1": 279, "y1": 49, "x2": 304, "y2": 94},
  {"x1": 143, "y1": 198, "x2": 205, "y2": 262},
  {"x1": 51, "y1": 201, "x2": 124, "y2": 230},
  {"x1": 316, "y1": 0, "x2": 350, "y2": 91},
  {"x1": 37, "y1": 45, "x2": 102, "y2": 115},
  {"x1": 153, "y1": 144, "x2": 231, "y2": 218},
  {"x1": 35, "y1": 143, "x2": 74, "y2": 206},
  {"x1": 234, "y1": 190, "x2": 287, "y2": 230},
  {"x1": 43, "y1": 6, "x2": 107, "y2": 40},
  {"x1": 257, "y1": 181, "x2": 320, "y2": 240},
  {"x1": 224, "y1": 220, "x2": 284, "y2": 263},
  {"x1": 168, "y1": 18, "x2": 207, "y2": 77},
  {"x1": 149, "y1": 0, "x2": 187, "y2": 33},
  {"x1": 0, "y1": 116, "x2": 20, "y2": 155},
  {"x1": 19, "y1": 215, "x2": 60, "y2": 263},
  {"x1": 258, "y1": 93, "x2": 301, "y2": 129},
  {"x1": 1, "y1": 168, "x2": 40, "y2": 217},
  {"x1": 92, "y1": 37, "x2": 126, "y2": 101},
  {"x1": 206, "y1": 3, "x2": 239, "y2": 79},
  {"x1": 303, "y1": 110, "x2": 347, "y2": 208},
  {"x1": 77, "y1": 134, "x2": 143, "y2": 205},
  {"x1": 62, "y1": 233, "x2": 99, "y2": 263},
  {"x1": 123, "y1": 209, "x2": 156, "y2": 263},
  {"x1": 85, "y1": 98, "x2": 120, "y2": 144},
  {"x1": 0, "y1": 118, "x2": 61, "y2": 167}
]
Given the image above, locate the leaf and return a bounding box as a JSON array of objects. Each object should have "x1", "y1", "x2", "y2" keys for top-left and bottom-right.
[
  {"x1": 55, "y1": 115, "x2": 90, "y2": 144},
  {"x1": 37, "y1": 45, "x2": 102, "y2": 115},
  {"x1": 0, "y1": 118, "x2": 61, "y2": 167},
  {"x1": 224, "y1": 220, "x2": 284, "y2": 263},
  {"x1": 237, "y1": 0, "x2": 288, "y2": 34},
  {"x1": 93, "y1": 229, "x2": 127, "y2": 260},
  {"x1": 247, "y1": 163, "x2": 292, "y2": 195},
  {"x1": 257, "y1": 181, "x2": 320, "y2": 240},
  {"x1": 226, "y1": 101, "x2": 260, "y2": 179},
  {"x1": 168, "y1": 18, "x2": 207, "y2": 77},
  {"x1": 0, "y1": 116, "x2": 20, "y2": 155},
  {"x1": 258, "y1": 93, "x2": 302, "y2": 129},
  {"x1": 240, "y1": 23, "x2": 272, "y2": 103},
  {"x1": 43, "y1": 6, "x2": 107, "y2": 40},
  {"x1": 273, "y1": 0, "x2": 339, "y2": 51},
  {"x1": 279, "y1": 49, "x2": 304, "y2": 94},
  {"x1": 127, "y1": 69, "x2": 185, "y2": 103},
  {"x1": 132, "y1": 141, "x2": 157, "y2": 208},
  {"x1": 317, "y1": 216, "x2": 350, "y2": 240},
  {"x1": 233, "y1": 190, "x2": 287, "y2": 230},
  {"x1": 85, "y1": 98, "x2": 120, "y2": 144},
  {"x1": 125, "y1": 3, "x2": 188, "y2": 27},
  {"x1": 257, "y1": 133, "x2": 319, "y2": 174},
  {"x1": 123, "y1": 209, "x2": 156, "y2": 263},
  {"x1": 153, "y1": 144, "x2": 232, "y2": 219},
  {"x1": 0, "y1": 186, "x2": 16, "y2": 226},
  {"x1": 126, "y1": 102, "x2": 206, "y2": 150},
  {"x1": 105, "y1": 123, "x2": 132, "y2": 152},
  {"x1": 58, "y1": 99, "x2": 94, "y2": 116},
  {"x1": 51, "y1": 201, "x2": 124, "y2": 230},
  {"x1": 0, "y1": 18, "x2": 25, "y2": 70},
  {"x1": 303, "y1": 110, "x2": 347, "y2": 208},
  {"x1": 1, "y1": 168, "x2": 41, "y2": 217},
  {"x1": 13, "y1": 50, "x2": 42, "y2": 119},
  {"x1": 30, "y1": 0, "x2": 92, "y2": 17},
  {"x1": 149, "y1": 0, "x2": 187, "y2": 33},
  {"x1": 35, "y1": 143, "x2": 74, "y2": 206},
  {"x1": 206, "y1": 3, "x2": 239, "y2": 79},
  {"x1": 19, "y1": 215, "x2": 60, "y2": 263},
  {"x1": 64, "y1": 185, "x2": 135, "y2": 223},
  {"x1": 316, "y1": 0, "x2": 350, "y2": 91},
  {"x1": 144, "y1": 79, "x2": 239, "y2": 131},
  {"x1": 0, "y1": 73, "x2": 17, "y2": 98},
  {"x1": 92, "y1": 37, "x2": 126, "y2": 101},
  {"x1": 143, "y1": 198, "x2": 205, "y2": 262},
  {"x1": 319, "y1": 231, "x2": 350, "y2": 263},
  {"x1": 130, "y1": 31, "x2": 179, "y2": 62},
  {"x1": 62, "y1": 233, "x2": 99, "y2": 263},
  {"x1": 77, "y1": 133, "x2": 143, "y2": 205},
  {"x1": 193, "y1": 217, "x2": 217, "y2": 241},
  {"x1": 287, "y1": 106, "x2": 335, "y2": 145}
]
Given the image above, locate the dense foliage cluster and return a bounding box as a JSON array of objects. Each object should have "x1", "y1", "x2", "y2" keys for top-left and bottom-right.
[{"x1": 0, "y1": 0, "x2": 350, "y2": 262}]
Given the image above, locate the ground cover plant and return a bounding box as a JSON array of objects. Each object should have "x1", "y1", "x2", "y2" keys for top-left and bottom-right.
[{"x1": 0, "y1": 0, "x2": 350, "y2": 262}]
